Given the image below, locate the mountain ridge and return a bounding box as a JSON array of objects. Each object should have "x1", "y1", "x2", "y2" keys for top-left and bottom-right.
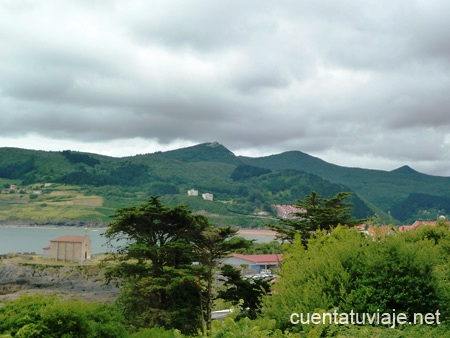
[{"x1": 1, "y1": 142, "x2": 449, "y2": 224}]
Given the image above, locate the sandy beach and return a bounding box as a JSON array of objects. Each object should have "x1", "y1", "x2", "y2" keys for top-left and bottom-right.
[{"x1": 237, "y1": 228, "x2": 278, "y2": 236}]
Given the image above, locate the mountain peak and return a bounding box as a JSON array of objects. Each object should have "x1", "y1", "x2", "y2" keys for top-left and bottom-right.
[
  {"x1": 390, "y1": 165, "x2": 420, "y2": 175},
  {"x1": 206, "y1": 141, "x2": 222, "y2": 147},
  {"x1": 160, "y1": 142, "x2": 242, "y2": 165}
]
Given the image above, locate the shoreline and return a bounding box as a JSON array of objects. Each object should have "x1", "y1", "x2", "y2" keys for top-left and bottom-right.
[
  {"x1": 0, "y1": 223, "x2": 277, "y2": 235},
  {"x1": 0, "y1": 221, "x2": 107, "y2": 229},
  {"x1": 237, "y1": 229, "x2": 277, "y2": 236}
]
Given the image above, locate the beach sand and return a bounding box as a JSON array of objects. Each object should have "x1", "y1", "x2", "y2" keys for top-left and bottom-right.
[{"x1": 237, "y1": 229, "x2": 277, "y2": 236}]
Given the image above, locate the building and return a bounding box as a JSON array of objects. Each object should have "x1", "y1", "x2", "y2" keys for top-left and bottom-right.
[
  {"x1": 43, "y1": 233, "x2": 91, "y2": 263},
  {"x1": 187, "y1": 189, "x2": 199, "y2": 196},
  {"x1": 221, "y1": 253, "x2": 283, "y2": 273},
  {"x1": 272, "y1": 204, "x2": 305, "y2": 219},
  {"x1": 202, "y1": 193, "x2": 214, "y2": 201}
]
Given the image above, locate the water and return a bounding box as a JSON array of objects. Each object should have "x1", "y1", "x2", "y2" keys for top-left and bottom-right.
[
  {"x1": 0, "y1": 226, "x2": 108, "y2": 255},
  {"x1": 0, "y1": 226, "x2": 275, "y2": 255}
]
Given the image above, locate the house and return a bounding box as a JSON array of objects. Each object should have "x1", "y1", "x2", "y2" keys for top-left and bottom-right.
[
  {"x1": 202, "y1": 193, "x2": 213, "y2": 201},
  {"x1": 43, "y1": 233, "x2": 92, "y2": 263},
  {"x1": 222, "y1": 253, "x2": 283, "y2": 273},
  {"x1": 187, "y1": 189, "x2": 199, "y2": 196},
  {"x1": 272, "y1": 204, "x2": 305, "y2": 219},
  {"x1": 354, "y1": 224, "x2": 393, "y2": 237},
  {"x1": 399, "y1": 219, "x2": 450, "y2": 232}
]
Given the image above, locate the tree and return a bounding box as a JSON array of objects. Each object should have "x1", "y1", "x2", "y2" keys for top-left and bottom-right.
[
  {"x1": 262, "y1": 226, "x2": 450, "y2": 333},
  {"x1": 103, "y1": 197, "x2": 250, "y2": 334},
  {"x1": 193, "y1": 227, "x2": 251, "y2": 331},
  {"x1": 0, "y1": 294, "x2": 128, "y2": 338},
  {"x1": 218, "y1": 264, "x2": 272, "y2": 320},
  {"x1": 103, "y1": 196, "x2": 210, "y2": 334},
  {"x1": 269, "y1": 191, "x2": 366, "y2": 247}
]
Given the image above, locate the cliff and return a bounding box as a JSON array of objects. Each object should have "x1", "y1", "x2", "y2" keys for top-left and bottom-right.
[{"x1": 0, "y1": 255, "x2": 118, "y2": 302}]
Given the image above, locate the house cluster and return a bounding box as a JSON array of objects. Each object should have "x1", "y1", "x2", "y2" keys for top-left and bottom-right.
[
  {"x1": 272, "y1": 204, "x2": 305, "y2": 219},
  {"x1": 187, "y1": 189, "x2": 214, "y2": 201},
  {"x1": 42, "y1": 233, "x2": 92, "y2": 263},
  {"x1": 222, "y1": 253, "x2": 283, "y2": 273},
  {"x1": 355, "y1": 218, "x2": 450, "y2": 237},
  {"x1": 1, "y1": 183, "x2": 47, "y2": 195}
]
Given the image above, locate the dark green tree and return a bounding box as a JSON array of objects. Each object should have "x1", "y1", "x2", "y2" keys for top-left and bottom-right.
[
  {"x1": 193, "y1": 228, "x2": 252, "y2": 331},
  {"x1": 103, "y1": 197, "x2": 250, "y2": 334},
  {"x1": 103, "y1": 196, "x2": 210, "y2": 334},
  {"x1": 270, "y1": 191, "x2": 366, "y2": 247},
  {"x1": 218, "y1": 264, "x2": 272, "y2": 320}
]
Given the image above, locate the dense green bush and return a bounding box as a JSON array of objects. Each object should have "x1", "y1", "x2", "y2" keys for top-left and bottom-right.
[
  {"x1": 262, "y1": 226, "x2": 450, "y2": 334},
  {"x1": 0, "y1": 294, "x2": 128, "y2": 337}
]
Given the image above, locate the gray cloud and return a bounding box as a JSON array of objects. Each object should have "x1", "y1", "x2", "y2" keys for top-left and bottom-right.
[{"x1": 1, "y1": 1, "x2": 450, "y2": 175}]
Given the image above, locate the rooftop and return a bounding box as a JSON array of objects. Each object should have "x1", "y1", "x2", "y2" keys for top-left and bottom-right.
[{"x1": 50, "y1": 235, "x2": 85, "y2": 243}]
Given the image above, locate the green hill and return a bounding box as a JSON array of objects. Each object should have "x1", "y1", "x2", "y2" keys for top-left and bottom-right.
[
  {"x1": 240, "y1": 151, "x2": 450, "y2": 221},
  {"x1": 1, "y1": 142, "x2": 449, "y2": 225}
]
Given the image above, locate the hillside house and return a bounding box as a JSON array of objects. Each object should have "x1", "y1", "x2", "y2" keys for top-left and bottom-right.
[
  {"x1": 222, "y1": 253, "x2": 283, "y2": 273},
  {"x1": 187, "y1": 189, "x2": 199, "y2": 196},
  {"x1": 43, "y1": 234, "x2": 91, "y2": 263},
  {"x1": 202, "y1": 193, "x2": 213, "y2": 201},
  {"x1": 272, "y1": 204, "x2": 305, "y2": 219}
]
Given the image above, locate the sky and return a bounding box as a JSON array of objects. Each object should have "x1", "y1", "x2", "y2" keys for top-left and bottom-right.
[{"x1": 1, "y1": 1, "x2": 450, "y2": 176}]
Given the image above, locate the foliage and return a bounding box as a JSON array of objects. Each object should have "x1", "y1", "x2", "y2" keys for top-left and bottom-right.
[
  {"x1": 130, "y1": 327, "x2": 184, "y2": 338},
  {"x1": 230, "y1": 165, "x2": 271, "y2": 181},
  {"x1": 103, "y1": 197, "x2": 209, "y2": 334},
  {"x1": 193, "y1": 227, "x2": 252, "y2": 331},
  {"x1": 217, "y1": 264, "x2": 271, "y2": 320},
  {"x1": 234, "y1": 240, "x2": 283, "y2": 254},
  {"x1": 103, "y1": 197, "x2": 250, "y2": 334},
  {"x1": 0, "y1": 156, "x2": 36, "y2": 179},
  {"x1": 0, "y1": 294, "x2": 128, "y2": 338},
  {"x1": 390, "y1": 192, "x2": 450, "y2": 223},
  {"x1": 62, "y1": 150, "x2": 100, "y2": 167},
  {"x1": 269, "y1": 191, "x2": 366, "y2": 247},
  {"x1": 262, "y1": 226, "x2": 450, "y2": 334}
]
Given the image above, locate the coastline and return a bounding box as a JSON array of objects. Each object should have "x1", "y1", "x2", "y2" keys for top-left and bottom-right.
[
  {"x1": 0, "y1": 221, "x2": 107, "y2": 229},
  {"x1": 237, "y1": 228, "x2": 277, "y2": 236}
]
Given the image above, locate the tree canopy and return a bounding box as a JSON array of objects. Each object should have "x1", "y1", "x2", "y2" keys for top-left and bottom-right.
[
  {"x1": 103, "y1": 196, "x2": 250, "y2": 334},
  {"x1": 262, "y1": 225, "x2": 450, "y2": 334},
  {"x1": 269, "y1": 191, "x2": 366, "y2": 247}
]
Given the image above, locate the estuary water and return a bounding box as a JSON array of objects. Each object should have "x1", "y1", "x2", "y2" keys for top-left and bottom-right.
[
  {"x1": 0, "y1": 226, "x2": 275, "y2": 255},
  {"x1": 0, "y1": 226, "x2": 108, "y2": 255}
]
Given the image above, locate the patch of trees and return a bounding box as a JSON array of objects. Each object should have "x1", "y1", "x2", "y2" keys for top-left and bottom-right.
[
  {"x1": 109, "y1": 163, "x2": 149, "y2": 186},
  {"x1": 61, "y1": 150, "x2": 100, "y2": 167},
  {"x1": 269, "y1": 191, "x2": 367, "y2": 247},
  {"x1": 57, "y1": 163, "x2": 150, "y2": 187},
  {"x1": 57, "y1": 171, "x2": 116, "y2": 186},
  {"x1": 148, "y1": 183, "x2": 179, "y2": 195},
  {"x1": 0, "y1": 294, "x2": 128, "y2": 337},
  {"x1": 103, "y1": 197, "x2": 251, "y2": 334},
  {"x1": 391, "y1": 193, "x2": 450, "y2": 222},
  {"x1": 230, "y1": 165, "x2": 271, "y2": 181},
  {"x1": 262, "y1": 225, "x2": 450, "y2": 335},
  {"x1": 0, "y1": 157, "x2": 36, "y2": 179}
]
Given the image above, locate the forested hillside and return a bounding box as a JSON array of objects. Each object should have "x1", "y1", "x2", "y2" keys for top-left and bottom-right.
[{"x1": 1, "y1": 142, "x2": 449, "y2": 225}]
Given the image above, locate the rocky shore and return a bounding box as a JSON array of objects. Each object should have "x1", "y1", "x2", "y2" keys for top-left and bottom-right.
[{"x1": 0, "y1": 255, "x2": 118, "y2": 303}]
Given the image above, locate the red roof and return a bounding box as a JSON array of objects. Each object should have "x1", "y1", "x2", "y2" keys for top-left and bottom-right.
[
  {"x1": 50, "y1": 235, "x2": 85, "y2": 243},
  {"x1": 230, "y1": 254, "x2": 283, "y2": 264}
]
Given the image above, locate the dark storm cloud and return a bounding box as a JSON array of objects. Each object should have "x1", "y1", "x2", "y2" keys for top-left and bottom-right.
[{"x1": 1, "y1": 1, "x2": 450, "y2": 175}]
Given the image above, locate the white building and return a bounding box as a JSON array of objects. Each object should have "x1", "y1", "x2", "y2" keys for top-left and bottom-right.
[
  {"x1": 202, "y1": 193, "x2": 213, "y2": 201},
  {"x1": 187, "y1": 189, "x2": 199, "y2": 196}
]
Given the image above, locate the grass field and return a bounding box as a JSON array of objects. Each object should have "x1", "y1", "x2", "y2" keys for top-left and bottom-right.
[{"x1": 0, "y1": 183, "x2": 108, "y2": 223}]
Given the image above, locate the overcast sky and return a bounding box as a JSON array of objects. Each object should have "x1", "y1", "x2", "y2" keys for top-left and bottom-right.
[{"x1": 1, "y1": 1, "x2": 450, "y2": 176}]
